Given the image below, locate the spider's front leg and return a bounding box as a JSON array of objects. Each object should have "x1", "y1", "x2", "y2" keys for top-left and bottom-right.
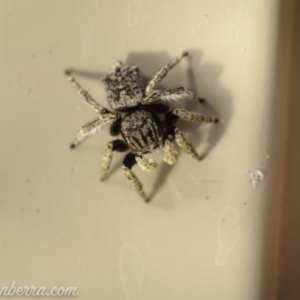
[
  {"x1": 66, "y1": 69, "x2": 119, "y2": 148},
  {"x1": 145, "y1": 52, "x2": 188, "y2": 95},
  {"x1": 142, "y1": 86, "x2": 205, "y2": 105},
  {"x1": 65, "y1": 70, "x2": 107, "y2": 114}
]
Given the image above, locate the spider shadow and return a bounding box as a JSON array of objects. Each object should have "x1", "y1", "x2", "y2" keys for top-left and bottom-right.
[
  {"x1": 182, "y1": 48, "x2": 232, "y2": 160},
  {"x1": 126, "y1": 50, "x2": 232, "y2": 203},
  {"x1": 64, "y1": 68, "x2": 106, "y2": 81}
]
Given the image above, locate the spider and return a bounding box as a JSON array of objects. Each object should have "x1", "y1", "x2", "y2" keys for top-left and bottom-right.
[{"x1": 66, "y1": 52, "x2": 218, "y2": 202}]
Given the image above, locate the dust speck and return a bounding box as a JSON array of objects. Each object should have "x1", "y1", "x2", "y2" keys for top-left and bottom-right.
[
  {"x1": 249, "y1": 168, "x2": 264, "y2": 188},
  {"x1": 25, "y1": 87, "x2": 32, "y2": 95}
]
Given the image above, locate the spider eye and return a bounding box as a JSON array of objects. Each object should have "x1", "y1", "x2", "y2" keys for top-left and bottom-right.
[{"x1": 167, "y1": 134, "x2": 175, "y2": 141}]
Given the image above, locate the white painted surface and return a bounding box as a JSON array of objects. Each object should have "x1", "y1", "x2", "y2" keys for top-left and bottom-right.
[{"x1": 0, "y1": 0, "x2": 296, "y2": 299}]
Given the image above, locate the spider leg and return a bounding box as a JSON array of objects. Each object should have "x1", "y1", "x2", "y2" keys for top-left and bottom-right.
[
  {"x1": 70, "y1": 113, "x2": 118, "y2": 148},
  {"x1": 168, "y1": 127, "x2": 201, "y2": 161},
  {"x1": 101, "y1": 139, "x2": 128, "y2": 180},
  {"x1": 65, "y1": 70, "x2": 107, "y2": 114},
  {"x1": 171, "y1": 108, "x2": 218, "y2": 124},
  {"x1": 145, "y1": 52, "x2": 188, "y2": 95},
  {"x1": 142, "y1": 86, "x2": 203, "y2": 105},
  {"x1": 135, "y1": 156, "x2": 158, "y2": 172},
  {"x1": 122, "y1": 153, "x2": 148, "y2": 201},
  {"x1": 161, "y1": 139, "x2": 178, "y2": 165},
  {"x1": 70, "y1": 117, "x2": 104, "y2": 149}
]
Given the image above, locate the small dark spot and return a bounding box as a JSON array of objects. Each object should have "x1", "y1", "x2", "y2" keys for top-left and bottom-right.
[
  {"x1": 20, "y1": 208, "x2": 25, "y2": 212},
  {"x1": 26, "y1": 178, "x2": 31, "y2": 183},
  {"x1": 36, "y1": 208, "x2": 40, "y2": 213},
  {"x1": 244, "y1": 202, "x2": 247, "y2": 206},
  {"x1": 167, "y1": 134, "x2": 175, "y2": 141},
  {"x1": 31, "y1": 53, "x2": 35, "y2": 58},
  {"x1": 206, "y1": 14, "x2": 209, "y2": 17},
  {"x1": 25, "y1": 87, "x2": 32, "y2": 95},
  {"x1": 214, "y1": 118, "x2": 219, "y2": 123},
  {"x1": 198, "y1": 98, "x2": 206, "y2": 103},
  {"x1": 70, "y1": 143, "x2": 76, "y2": 149},
  {"x1": 182, "y1": 51, "x2": 189, "y2": 57},
  {"x1": 205, "y1": 196, "x2": 210, "y2": 200}
]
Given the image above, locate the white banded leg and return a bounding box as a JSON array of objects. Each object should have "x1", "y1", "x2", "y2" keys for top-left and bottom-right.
[
  {"x1": 174, "y1": 128, "x2": 201, "y2": 161},
  {"x1": 70, "y1": 117, "x2": 104, "y2": 149},
  {"x1": 172, "y1": 108, "x2": 218, "y2": 124},
  {"x1": 65, "y1": 70, "x2": 106, "y2": 114},
  {"x1": 101, "y1": 140, "x2": 128, "y2": 180},
  {"x1": 145, "y1": 52, "x2": 188, "y2": 95},
  {"x1": 161, "y1": 140, "x2": 178, "y2": 165},
  {"x1": 122, "y1": 153, "x2": 148, "y2": 201}
]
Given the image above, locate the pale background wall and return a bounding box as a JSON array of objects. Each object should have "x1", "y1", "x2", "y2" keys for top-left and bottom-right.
[{"x1": 0, "y1": 1, "x2": 297, "y2": 299}]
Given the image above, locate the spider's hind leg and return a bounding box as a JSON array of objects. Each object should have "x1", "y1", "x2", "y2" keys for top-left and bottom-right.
[
  {"x1": 135, "y1": 156, "x2": 158, "y2": 172},
  {"x1": 101, "y1": 139, "x2": 128, "y2": 180},
  {"x1": 161, "y1": 139, "x2": 178, "y2": 165},
  {"x1": 122, "y1": 153, "x2": 148, "y2": 201},
  {"x1": 167, "y1": 126, "x2": 202, "y2": 161}
]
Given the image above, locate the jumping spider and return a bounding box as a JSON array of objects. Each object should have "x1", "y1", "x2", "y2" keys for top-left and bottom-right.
[{"x1": 66, "y1": 52, "x2": 218, "y2": 201}]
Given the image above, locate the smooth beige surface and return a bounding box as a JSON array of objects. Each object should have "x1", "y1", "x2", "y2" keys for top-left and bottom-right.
[{"x1": 0, "y1": 1, "x2": 295, "y2": 299}]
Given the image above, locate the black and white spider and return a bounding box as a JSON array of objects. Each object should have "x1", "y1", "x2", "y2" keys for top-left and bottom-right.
[{"x1": 66, "y1": 52, "x2": 218, "y2": 201}]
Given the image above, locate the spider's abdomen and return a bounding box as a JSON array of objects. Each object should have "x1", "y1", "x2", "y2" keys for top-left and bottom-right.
[{"x1": 121, "y1": 110, "x2": 163, "y2": 154}]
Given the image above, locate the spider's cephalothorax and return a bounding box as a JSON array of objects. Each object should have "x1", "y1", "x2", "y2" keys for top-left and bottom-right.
[
  {"x1": 66, "y1": 52, "x2": 218, "y2": 201},
  {"x1": 102, "y1": 63, "x2": 144, "y2": 111}
]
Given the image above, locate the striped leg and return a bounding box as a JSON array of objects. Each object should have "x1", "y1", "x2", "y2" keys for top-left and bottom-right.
[
  {"x1": 142, "y1": 86, "x2": 204, "y2": 105},
  {"x1": 145, "y1": 52, "x2": 188, "y2": 95},
  {"x1": 70, "y1": 117, "x2": 104, "y2": 149},
  {"x1": 122, "y1": 153, "x2": 148, "y2": 201},
  {"x1": 65, "y1": 70, "x2": 107, "y2": 114},
  {"x1": 135, "y1": 157, "x2": 158, "y2": 172},
  {"x1": 101, "y1": 140, "x2": 128, "y2": 180},
  {"x1": 172, "y1": 108, "x2": 218, "y2": 124},
  {"x1": 174, "y1": 128, "x2": 201, "y2": 161},
  {"x1": 161, "y1": 139, "x2": 178, "y2": 165},
  {"x1": 70, "y1": 113, "x2": 118, "y2": 149}
]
